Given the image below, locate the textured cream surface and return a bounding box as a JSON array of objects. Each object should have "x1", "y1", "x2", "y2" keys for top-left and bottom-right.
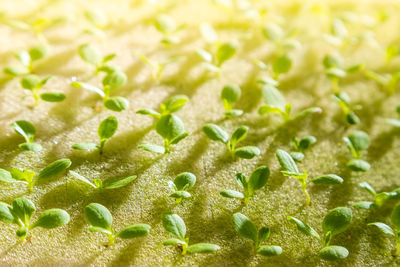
[{"x1": 0, "y1": 0, "x2": 400, "y2": 266}]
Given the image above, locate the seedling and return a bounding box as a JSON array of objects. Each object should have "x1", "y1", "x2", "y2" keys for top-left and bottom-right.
[
  {"x1": 137, "y1": 94, "x2": 188, "y2": 120},
  {"x1": 202, "y1": 124, "x2": 260, "y2": 159},
  {"x1": 0, "y1": 197, "x2": 69, "y2": 242},
  {"x1": 368, "y1": 204, "x2": 400, "y2": 256},
  {"x1": 276, "y1": 149, "x2": 343, "y2": 205},
  {"x1": 364, "y1": 70, "x2": 400, "y2": 95},
  {"x1": 167, "y1": 172, "x2": 196, "y2": 204},
  {"x1": 232, "y1": 213, "x2": 282, "y2": 257},
  {"x1": 220, "y1": 166, "x2": 269, "y2": 204},
  {"x1": 271, "y1": 54, "x2": 292, "y2": 80},
  {"x1": 70, "y1": 71, "x2": 129, "y2": 112},
  {"x1": 343, "y1": 130, "x2": 370, "y2": 172},
  {"x1": 4, "y1": 45, "x2": 47, "y2": 76},
  {"x1": 69, "y1": 171, "x2": 136, "y2": 191},
  {"x1": 20, "y1": 75, "x2": 65, "y2": 106},
  {"x1": 386, "y1": 106, "x2": 400, "y2": 127},
  {"x1": 221, "y1": 85, "x2": 243, "y2": 117},
  {"x1": 262, "y1": 23, "x2": 300, "y2": 54},
  {"x1": 11, "y1": 120, "x2": 42, "y2": 152},
  {"x1": 333, "y1": 92, "x2": 361, "y2": 125},
  {"x1": 137, "y1": 53, "x2": 184, "y2": 80},
  {"x1": 353, "y1": 182, "x2": 400, "y2": 209},
  {"x1": 85, "y1": 203, "x2": 150, "y2": 246},
  {"x1": 196, "y1": 42, "x2": 237, "y2": 74},
  {"x1": 287, "y1": 207, "x2": 352, "y2": 261},
  {"x1": 138, "y1": 114, "x2": 189, "y2": 154},
  {"x1": 78, "y1": 44, "x2": 117, "y2": 74},
  {"x1": 83, "y1": 9, "x2": 107, "y2": 37},
  {"x1": 258, "y1": 84, "x2": 322, "y2": 123},
  {"x1": 154, "y1": 14, "x2": 185, "y2": 44},
  {"x1": 290, "y1": 135, "x2": 317, "y2": 162},
  {"x1": 0, "y1": 158, "x2": 71, "y2": 192},
  {"x1": 162, "y1": 212, "x2": 220, "y2": 255},
  {"x1": 72, "y1": 116, "x2": 118, "y2": 154}
]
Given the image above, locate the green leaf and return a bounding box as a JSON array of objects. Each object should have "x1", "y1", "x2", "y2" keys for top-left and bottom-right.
[
  {"x1": 221, "y1": 85, "x2": 241, "y2": 106},
  {"x1": 258, "y1": 227, "x2": 270, "y2": 244},
  {"x1": 12, "y1": 197, "x2": 35, "y2": 225},
  {"x1": 273, "y1": 54, "x2": 292, "y2": 75},
  {"x1": 0, "y1": 202, "x2": 14, "y2": 223},
  {"x1": 352, "y1": 201, "x2": 374, "y2": 209},
  {"x1": 19, "y1": 142, "x2": 42, "y2": 152},
  {"x1": 261, "y1": 85, "x2": 286, "y2": 112},
  {"x1": 290, "y1": 152, "x2": 304, "y2": 162},
  {"x1": 359, "y1": 182, "x2": 376, "y2": 196},
  {"x1": 262, "y1": 24, "x2": 283, "y2": 41},
  {"x1": 154, "y1": 14, "x2": 174, "y2": 33},
  {"x1": 88, "y1": 226, "x2": 112, "y2": 234},
  {"x1": 136, "y1": 109, "x2": 160, "y2": 117},
  {"x1": 163, "y1": 238, "x2": 186, "y2": 246},
  {"x1": 347, "y1": 159, "x2": 370, "y2": 172},
  {"x1": 220, "y1": 190, "x2": 244, "y2": 199},
  {"x1": 326, "y1": 68, "x2": 346, "y2": 78},
  {"x1": 232, "y1": 213, "x2": 257, "y2": 243},
  {"x1": 98, "y1": 116, "x2": 118, "y2": 140},
  {"x1": 72, "y1": 142, "x2": 98, "y2": 151},
  {"x1": 29, "y1": 45, "x2": 47, "y2": 61},
  {"x1": 287, "y1": 216, "x2": 320, "y2": 240},
  {"x1": 196, "y1": 49, "x2": 213, "y2": 62},
  {"x1": 85, "y1": 203, "x2": 113, "y2": 230},
  {"x1": 162, "y1": 212, "x2": 186, "y2": 239},
  {"x1": 276, "y1": 149, "x2": 299, "y2": 174},
  {"x1": 102, "y1": 71, "x2": 127, "y2": 89},
  {"x1": 187, "y1": 243, "x2": 220, "y2": 254},
  {"x1": 230, "y1": 126, "x2": 248, "y2": 148},
  {"x1": 69, "y1": 170, "x2": 97, "y2": 188},
  {"x1": 117, "y1": 224, "x2": 151, "y2": 239},
  {"x1": 170, "y1": 191, "x2": 191, "y2": 199},
  {"x1": 15, "y1": 51, "x2": 31, "y2": 66},
  {"x1": 170, "y1": 132, "x2": 190, "y2": 145},
  {"x1": 102, "y1": 175, "x2": 137, "y2": 190},
  {"x1": 322, "y1": 54, "x2": 342, "y2": 69},
  {"x1": 234, "y1": 146, "x2": 260, "y2": 159},
  {"x1": 40, "y1": 92, "x2": 66, "y2": 102},
  {"x1": 224, "y1": 109, "x2": 243, "y2": 117},
  {"x1": 156, "y1": 114, "x2": 185, "y2": 141},
  {"x1": 318, "y1": 246, "x2": 349, "y2": 261},
  {"x1": 202, "y1": 124, "x2": 229, "y2": 144},
  {"x1": 0, "y1": 169, "x2": 17, "y2": 183},
  {"x1": 37, "y1": 158, "x2": 72, "y2": 180},
  {"x1": 311, "y1": 174, "x2": 343, "y2": 185},
  {"x1": 32, "y1": 209, "x2": 70, "y2": 229},
  {"x1": 293, "y1": 107, "x2": 322, "y2": 120},
  {"x1": 216, "y1": 43, "x2": 236, "y2": 66},
  {"x1": 71, "y1": 81, "x2": 105, "y2": 98},
  {"x1": 322, "y1": 207, "x2": 352, "y2": 236},
  {"x1": 248, "y1": 166, "x2": 270, "y2": 193},
  {"x1": 348, "y1": 131, "x2": 369, "y2": 152},
  {"x1": 391, "y1": 204, "x2": 400, "y2": 229},
  {"x1": 11, "y1": 120, "x2": 36, "y2": 143},
  {"x1": 163, "y1": 95, "x2": 189, "y2": 113},
  {"x1": 298, "y1": 136, "x2": 317, "y2": 151},
  {"x1": 256, "y1": 245, "x2": 282, "y2": 257},
  {"x1": 79, "y1": 44, "x2": 101, "y2": 66},
  {"x1": 386, "y1": 118, "x2": 400, "y2": 127},
  {"x1": 10, "y1": 168, "x2": 35, "y2": 183},
  {"x1": 235, "y1": 173, "x2": 247, "y2": 190},
  {"x1": 21, "y1": 75, "x2": 40, "y2": 90},
  {"x1": 104, "y1": 96, "x2": 129, "y2": 112},
  {"x1": 4, "y1": 65, "x2": 29, "y2": 76},
  {"x1": 368, "y1": 222, "x2": 395, "y2": 236},
  {"x1": 138, "y1": 144, "x2": 166, "y2": 154},
  {"x1": 173, "y1": 172, "x2": 196, "y2": 190}
]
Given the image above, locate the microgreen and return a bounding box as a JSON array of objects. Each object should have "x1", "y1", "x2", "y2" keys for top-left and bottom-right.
[
  {"x1": 368, "y1": 204, "x2": 400, "y2": 256},
  {"x1": 162, "y1": 212, "x2": 220, "y2": 255},
  {"x1": 0, "y1": 158, "x2": 71, "y2": 192},
  {"x1": 154, "y1": 14, "x2": 185, "y2": 44},
  {"x1": 333, "y1": 92, "x2": 361, "y2": 125},
  {"x1": 79, "y1": 44, "x2": 117, "y2": 74},
  {"x1": 167, "y1": 172, "x2": 196, "y2": 204},
  {"x1": 4, "y1": 45, "x2": 47, "y2": 76},
  {"x1": 137, "y1": 94, "x2": 188, "y2": 120},
  {"x1": 20, "y1": 75, "x2": 65, "y2": 105},
  {"x1": 232, "y1": 213, "x2": 282, "y2": 257},
  {"x1": 353, "y1": 182, "x2": 400, "y2": 209},
  {"x1": 139, "y1": 114, "x2": 189, "y2": 154},
  {"x1": 287, "y1": 207, "x2": 352, "y2": 261},
  {"x1": 364, "y1": 70, "x2": 400, "y2": 95},
  {"x1": 0, "y1": 197, "x2": 69, "y2": 242},
  {"x1": 290, "y1": 135, "x2": 317, "y2": 162},
  {"x1": 221, "y1": 85, "x2": 243, "y2": 117},
  {"x1": 69, "y1": 170, "x2": 136, "y2": 191},
  {"x1": 85, "y1": 203, "x2": 150, "y2": 246},
  {"x1": 71, "y1": 70, "x2": 129, "y2": 112},
  {"x1": 220, "y1": 166, "x2": 269, "y2": 204},
  {"x1": 262, "y1": 23, "x2": 300, "y2": 54},
  {"x1": 272, "y1": 54, "x2": 292, "y2": 80},
  {"x1": 276, "y1": 149, "x2": 343, "y2": 205},
  {"x1": 258, "y1": 84, "x2": 322, "y2": 123},
  {"x1": 386, "y1": 106, "x2": 400, "y2": 127},
  {"x1": 72, "y1": 116, "x2": 118, "y2": 154},
  {"x1": 137, "y1": 53, "x2": 184, "y2": 80},
  {"x1": 343, "y1": 130, "x2": 370, "y2": 172},
  {"x1": 196, "y1": 42, "x2": 237, "y2": 74},
  {"x1": 83, "y1": 9, "x2": 107, "y2": 37},
  {"x1": 11, "y1": 120, "x2": 42, "y2": 152},
  {"x1": 202, "y1": 124, "x2": 260, "y2": 159}
]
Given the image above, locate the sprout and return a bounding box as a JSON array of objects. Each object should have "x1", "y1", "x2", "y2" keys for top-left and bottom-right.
[
  {"x1": 85, "y1": 203, "x2": 150, "y2": 246},
  {"x1": 137, "y1": 53, "x2": 185, "y2": 80},
  {"x1": 232, "y1": 213, "x2": 282, "y2": 257},
  {"x1": 334, "y1": 92, "x2": 361, "y2": 125},
  {"x1": 290, "y1": 135, "x2": 317, "y2": 162},
  {"x1": 69, "y1": 171, "x2": 136, "y2": 191},
  {"x1": 343, "y1": 131, "x2": 370, "y2": 172},
  {"x1": 4, "y1": 45, "x2": 47, "y2": 76},
  {"x1": 78, "y1": 44, "x2": 117, "y2": 74},
  {"x1": 196, "y1": 42, "x2": 237, "y2": 75},
  {"x1": 83, "y1": 9, "x2": 107, "y2": 37},
  {"x1": 162, "y1": 212, "x2": 220, "y2": 255},
  {"x1": 353, "y1": 182, "x2": 400, "y2": 209},
  {"x1": 202, "y1": 124, "x2": 260, "y2": 160},
  {"x1": 154, "y1": 14, "x2": 185, "y2": 44},
  {"x1": 20, "y1": 75, "x2": 65, "y2": 106},
  {"x1": 364, "y1": 70, "x2": 400, "y2": 95},
  {"x1": 221, "y1": 85, "x2": 243, "y2": 117},
  {"x1": 137, "y1": 95, "x2": 188, "y2": 120},
  {"x1": 167, "y1": 172, "x2": 196, "y2": 204},
  {"x1": 11, "y1": 120, "x2": 42, "y2": 152}
]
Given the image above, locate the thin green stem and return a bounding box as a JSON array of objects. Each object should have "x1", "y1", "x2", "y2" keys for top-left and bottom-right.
[
  {"x1": 99, "y1": 139, "x2": 106, "y2": 154},
  {"x1": 301, "y1": 181, "x2": 310, "y2": 206},
  {"x1": 164, "y1": 139, "x2": 170, "y2": 154},
  {"x1": 331, "y1": 78, "x2": 339, "y2": 94},
  {"x1": 181, "y1": 242, "x2": 188, "y2": 255},
  {"x1": 396, "y1": 238, "x2": 400, "y2": 256}
]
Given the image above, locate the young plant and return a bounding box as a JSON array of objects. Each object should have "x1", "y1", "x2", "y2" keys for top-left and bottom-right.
[
  {"x1": 258, "y1": 84, "x2": 322, "y2": 123},
  {"x1": 137, "y1": 53, "x2": 184, "y2": 80},
  {"x1": 262, "y1": 23, "x2": 300, "y2": 55},
  {"x1": 83, "y1": 9, "x2": 107, "y2": 37},
  {"x1": 0, "y1": 158, "x2": 72, "y2": 192},
  {"x1": 162, "y1": 212, "x2": 220, "y2": 255},
  {"x1": 20, "y1": 75, "x2": 65, "y2": 106},
  {"x1": 287, "y1": 207, "x2": 352, "y2": 261},
  {"x1": 232, "y1": 213, "x2": 282, "y2": 257},
  {"x1": 138, "y1": 114, "x2": 189, "y2": 154},
  {"x1": 136, "y1": 94, "x2": 188, "y2": 120},
  {"x1": 364, "y1": 70, "x2": 400, "y2": 95},
  {"x1": 196, "y1": 42, "x2": 237, "y2": 74},
  {"x1": 70, "y1": 70, "x2": 128, "y2": 112},
  {"x1": 353, "y1": 182, "x2": 400, "y2": 209},
  {"x1": 69, "y1": 171, "x2": 136, "y2": 191},
  {"x1": 290, "y1": 135, "x2": 317, "y2": 162},
  {"x1": 276, "y1": 149, "x2": 343, "y2": 206},
  {"x1": 220, "y1": 166, "x2": 269, "y2": 204},
  {"x1": 4, "y1": 45, "x2": 47, "y2": 76},
  {"x1": 85, "y1": 203, "x2": 150, "y2": 246},
  {"x1": 272, "y1": 54, "x2": 292, "y2": 80},
  {"x1": 221, "y1": 84, "x2": 243, "y2": 117},
  {"x1": 333, "y1": 92, "x2": 361, "y2": 125},
  {"x1": 78, "y1": 44, "x2": 117, "y2": 74},
  {"x1": 167, "y1": 172, "x2": 196, "y2": 204},
  {"x1": 0, "y1": 197, "x2": 69, "y2": 242},
  {"x1": 202, "y1": 124, "x2": 260, "y2": 160},
  {"x1": 72, "y1": 116, "x2": 118, "y2": 154},
  {"x1": 11, "y1": 120, "x2": 42, "y2": 152},
  {"x1": 154, "y1": 14, "x2": 184, "y2": 44},
  {"x1": 368, "y1": 204, "x2": 400, "y2": 256},
  {"x1": 343, "y1": 130, "x2": 370, "y2": 172}
]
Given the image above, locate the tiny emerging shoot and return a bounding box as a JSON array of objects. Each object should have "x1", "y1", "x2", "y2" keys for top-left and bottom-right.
[
  {"x1": 0, "y1": 158, "x2": 71, "y2": 192},
  {"x1": 276, "y1": 149, "x2": 343, "y2": 206},
  {"x1": 11, "y1": 120, "x2": 42, "y2": 152},
  {"x1": 72, "y1": 116, "x2": 118, "y2": 154},
  {"x1": 333, "y1": 92, "x2": 361, "y2": 125},
  {"x1": 232, "y1": 213, "x2": 282, "y2": 257},
  {"x1": 20, "y1": 75, "x2": 65, "y2": 106},
  {"x1": 4, "y1": 45, "x2": 47, "y2": 76},
  {"x1": 287, "y1": 207, "x2": 352, "y2": 261},
  {"x1": 167, "y1": 172, "x2": 196, "y2": 204},
  {"x1": 202, "y1": 124, "x2": 260, "y2": 160},
  {"x1": 162, "y1": 212, "x2": 220, "y2": 255},
  {"x1": 137, "y1": 53, "x2": 184, "y2": 80},
  {"x1": 220, "y1": 166, "x2": 269, "y2": 204},
  {"x1": 353, "y1": 182, "x2": 400, "y2": 209},
  {"x1": 85, "y1": 203, "x2": 150, "y2": 246},
  {"x1": 343, "y1": 130, "x2": 370, "y2": 172},
  {"x1": 290, "y1": 135, "x2": 317, "y2": 162},
  {"x1": 154, "y1": 14, "x2": 185, "y2": 45},
  {"x1": 196, "y1": 42, "x2": 237, "y2": 75},
  {"x1": 79, "y1": 44, "x2": 117, "y2": 75},
  {"x1": 136, "y1": 94, "x2": 188, "y2": 120},
  {"x1": 69, "y1": 171, "x2": 136, "y2": 191},
  {"x1": 221, "y1": 85, "x2": 243, "y2": 117},
  {"x1": 0, "y1": 197, "x2": 69, "y2": 242}
]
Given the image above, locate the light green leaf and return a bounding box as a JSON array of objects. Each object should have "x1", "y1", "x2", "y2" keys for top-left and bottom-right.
[
  {"x1": 348, "y1": 131, "x2": 369, "y2": 152},
  {"x1": 359, "y1": 182, "x2": 376, "y2": 196},
  {"x1": 248, "y1": 166, "x2": 270, "y2": 193},
  {"x1": 19, "y1": 142, "x2": 42, "y2": 152},
  {"x1": 232, "y1": 213, "x2": 257, "y2": 243},
  {"x1": 71, "y1": 81, "x2": 105, "y2": 98},
  {"x1": 224, "y1": 109, "x2": 243, "y2": 117},
  {"x1": 12, "y1": 197, "x2": 35, "y2": 225},
  {"x1": 273, "y1": 54, "x2": 292, "y2": 75},
  {"x1": 290, "y1": 152, "x2": 304, "y2": 162},
  {"x1": 187, "y1": 243, "x2": 220, "y2": 254},
  {"x1": 162, "y1": 212, "x2": 186, "y2": 239},
  {"x1": 298, "y1": 136, "x2": 317, "y2": 151},
  {"x1": 88, "y1": 226, "x2": 112, "y2": 234},
  {"x1": 0, "y1": 169, "x2": 17, "y2": 183},
  {"x1": 98, "y1": 116, "x2": 118, "y2": 140},
  {"x1": 352, "y1": 201, "x2": 374, "y2": 209},
  {"x1": 276, "y1": 149, "x2": 299, "y2": 174},
  {"x1": 287, "y1": 216, "x2": 320, "y2": 240},
  {"x1": 138, "y1": 144, "x2": 166, "y2": 154},
  {"x1": 173, "y1": 172, "x2": 196, "y2": 190},
  {"x1": 156, "y1": 114, "x2": 185, "y2": 141},
  {"x1": 235, "y1": 173, "x2": 247, "y2": 190},
  {"x1": 163, "y1": 238, "x2": 186, "y2": 246},
  {"x1": 29, "y1": 45, "x2": 47, "y2": 61},
  {"x1": 69, "y1": 171, "x2": 97, "y2": 188},
  {"x1": 256, "y1": 245, "x2": 282, "y2": 257},
  {"x1": 261, "y1": 85, "x2": 286, "y2": 112},
  {"x1": 104, "y1": 96, "x2": 129, "y2": 112},
  {"x1": 163, "y1": 95, "x2": 189, "y2": 113},
  {"x1": 170, "y1": 132, "x2": 190, "y2": 145},
  {"x1": 220, "y1": 190, "x2": 244, "y2": 199},
  {"x1": 234, "y1": 146, "x2": 260, "y2": 159},
  {"x1": 136, "y1": 109, "x2": 160, "y2": 117},
  {"x1": 202, "y1": 124, "x2": 229, "y2": 144},
  {"x1": 0, "y1": 202, "x2": 14, "y2": 223},
  {"x1": 79, "y1": 44, "x2": 101, "y2": 66},
  {"x1": 262, "y1": 24, "x2": 283, "y2": 41},
  {"x1": 196, "y1": 49, "x2": 213, "y2": 62},
  {"x1": 32, "y1": 209, "x2": 70, "y2": 229},
  {"x1": 347, "y1": 159, "x2": 370, "y2": 172},
  {"x1": 72, "y1": 142, "x2": 98, "y2": 151},
  {"x1": 258, "y1": 227, "x2": 270, "y2": 245},
  {"x1": 10, "y1": 168, "x2": 35, "y2": 183},
  {"x1": 117, "y1": 224, "x2": 151, "y2": 239},
  {"x1": 318, "y1": 246, "x2": 349, "y2": 261},
  {"x1": 322, "y1": 207, "x2": 352, "y2": 236},
  {"x1": 230, "y1": 126, "x2": 248, "y2": 148},
  {"x1": 102, "y1": 175, "x2": 137, "y2": 190},
  {"x1": 11, "y1": 120, "x2": 36, "y2": 143},
  {"x1": 4, "y1": 65, "x2": 29, "y2": 76},
  {"x1": 37, "y1": 158, "x2": 72, "y2": 180},
  {"x1": 85, "y1": 203, "x2": 112, "y2": 230},
  {"x1": 311, "y1": 174, "x2": 343, "y2": 185},
  {"x1": 368, "y1": 222, "x2": 395, "y2": 236},
  {"x1": 154, "y1": 14, "x2": 174, "y2": 34},
  {"x1": 170, "y1": 191, "x2": 191, "y2": 199},
  {"x1": 102, "y1": 70, "x2": 127, "y2": 89},
  {"x1": 20, "y1": 75, "x2": 40, "y2": 90},
  {"x1": 40, "y1": 92, "x2": 66, "y2": 102},
  {"x1": 216, "y1": 43, "x2": 236, "y2": 66},
  {"x1": 221, "y1": 85, "x2": 241, "y2": 106}
]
